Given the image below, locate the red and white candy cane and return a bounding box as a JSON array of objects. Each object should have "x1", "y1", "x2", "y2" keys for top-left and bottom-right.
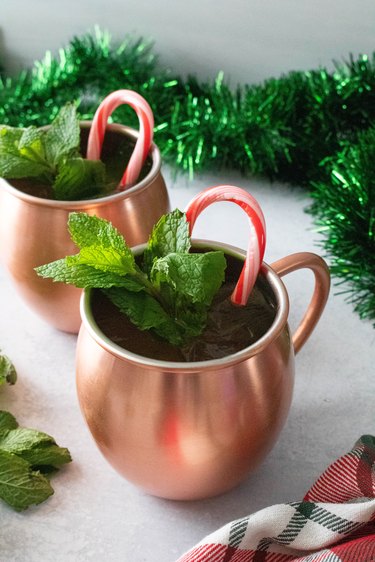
[
  {"x1": 185, "y1": 185, "x2": 266, "y2": 306},
  {"x1": 86, "y1": 89, "x2": 154, "y2": 190}
]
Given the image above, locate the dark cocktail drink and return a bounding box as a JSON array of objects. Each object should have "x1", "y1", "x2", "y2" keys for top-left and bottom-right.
[{"x1": 92, "y1": 253, "x2": 277, "y2": 362}]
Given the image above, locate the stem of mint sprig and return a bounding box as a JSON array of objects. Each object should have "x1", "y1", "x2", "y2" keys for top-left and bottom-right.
[{"x1": 36, "y1": 210, "x2": 227, "y2": 346}]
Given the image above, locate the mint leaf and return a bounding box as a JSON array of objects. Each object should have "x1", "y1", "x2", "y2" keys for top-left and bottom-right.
[
  {"x1": 44, "y1": 103, "x2": 80, "y2": 166},
  {"x1": 0, "y1": 412, "x2": 18, "y2": 431},
  {"x1": 147, "y1": 251, "x2": 226, "y2": 343},
  {"x1": 36, "y1": 259, "x2": 143, "y2": 291},
  {"x1": 143, "y1": 209, "x2": 190, "y2": 274},
  {"x1": 175, "y1": 302, "x2": 208, "y2": 338},
  {"x1": 105, "y1": 288, "x2": 209, "y2": 345},
  {"x1": 0, "y1": 411, "x2": 72, "y2": 510},
  {"x1": 105, "y1": 287, "x2": 183, "y2": 346},
  {"x1": 53, "y1": 157, "x2": 106, "y2": 201},
  {"x1": 0, "y1": 424, "x2": 72, "y2": 470},
  {"x1": 67, "y1": 246, "x2": 135, "y2": 275},
  {"x1": 46, "y1": 104, "x2": 107, "y2": 201},
  {"x1": 19, "y1": 444, "x2": 72, "y2": 470},
  {"x1": 0, "y1": 449, "x2": 53, "y2": 511},
  {"x1": 0, "y1": 125, "x2": 23, "y2": 151},
  {"x1": 0, "y1": 153, "x2": 48, "y2": 179},
  {"x1": 67, "y1": 214, "x2": 135, "y2": 273},
  {"x1": 36, "y1": 213, "x2": 142, "y2": 288},
  {"x1": 0, "y1": 428, "x2": 55, "y2": 454},
  {"x1": 152, "y1": 251, "x2": 226, "y2": 305},
  {"x1": 18, "y1": 126, "x2": 44, "y2": 151},
  {"x1": 18, "y1": 127, "x2": 47, "y2": 164},
  {"x1": 68, "y1": 212, "x2": 133, "y2": 257},
  {"x1": 0, "y1": 353, "x2": 17, "y2": 385},
  {"x1": 36, "y1": 211, "x2": 146, "y2": 293},
  {"x1": 0, "y1": 126, "x2": 51, "y2": 180}
]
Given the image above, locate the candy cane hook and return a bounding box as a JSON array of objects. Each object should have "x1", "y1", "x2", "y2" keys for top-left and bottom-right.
[
  {"x1": 185, "y1": 185, "x2": 266, "y2": 305},
  {"x1": 87, "y1": 89, "x2": 154, "y2": 190}
]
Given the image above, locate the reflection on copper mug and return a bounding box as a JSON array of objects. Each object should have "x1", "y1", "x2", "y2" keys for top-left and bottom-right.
[
  {"x1": 0, "y1": 122, "x2": 170, "y2": 333},
  {"x1": 76, "y1": 241, "x2": 330, "y2": 500}
]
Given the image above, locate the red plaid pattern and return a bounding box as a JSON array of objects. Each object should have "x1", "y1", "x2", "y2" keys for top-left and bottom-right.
[{"x1": 176, "y1": 436, "x2": 375, "y2": 562}]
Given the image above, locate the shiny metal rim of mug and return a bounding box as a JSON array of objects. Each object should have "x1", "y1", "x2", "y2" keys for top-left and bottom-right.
[
  {"x1": 80, "y1": 239, "x2": 291, "y2": 373},
  {"x1": 0, "y1": 121, "x2": 162, "y2": 210}
]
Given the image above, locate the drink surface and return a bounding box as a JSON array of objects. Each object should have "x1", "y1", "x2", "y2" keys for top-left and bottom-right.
[{"x1": 92, "y1": 254, "x2": 277, "y2": 362}]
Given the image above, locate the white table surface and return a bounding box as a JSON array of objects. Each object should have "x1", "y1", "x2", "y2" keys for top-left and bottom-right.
[{"x1": 1, "y1": 167, "x2": 374, "y2": 562}]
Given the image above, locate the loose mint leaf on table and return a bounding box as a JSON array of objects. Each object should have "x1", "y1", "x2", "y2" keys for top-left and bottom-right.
[
  {"x1": 0, "y1": 425, "x2": 71, "y2": 471},
  {"x1": 0, "y1": 353, "x2": 17, "y2": 385},
  {"x1": 19, "y1": 444, "x2": 72, "y2": 471},
  {"x1": 0, "y1": 449, "x2": 54, "y2": 511},
  {"x1": 36, "y1": 210, "x2": 227, "y2": 346},
  {"x1": 0, "y1": 426, "x2": 72, "y2": 470},
  {"x1": 0, "y1": 411, "x2": 18, "y2": 431},
  {"x1": 0, "y1": 411, "x2": 71, "y2": 510},
  {"x1": 0, "y1": 427, "x2": 55, "y2": 454}
]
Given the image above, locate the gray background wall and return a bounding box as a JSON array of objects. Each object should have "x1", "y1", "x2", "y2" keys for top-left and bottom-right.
[{"x1": 1, "y1": 0, "x2": 375, "y2": 85}]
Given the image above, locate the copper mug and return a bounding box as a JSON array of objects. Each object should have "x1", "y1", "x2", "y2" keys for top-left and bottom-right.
[
  {"x1": 0, "y1": 122, "x2": 170, "y2": 333},
  {"x1": 75, "y1": 241, "x2": 330, "y2": 500}
]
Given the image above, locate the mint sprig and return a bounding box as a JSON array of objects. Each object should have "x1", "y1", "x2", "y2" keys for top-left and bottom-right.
[
  {"x1": 0, "y1": 104, "x2": 106, "y2": 200},
  {"x1": 0, "y1": 411, "x2": 71, "y2": 511},
  {"x1": 36, "y1": 210, "x2": 227, "y2": 346}
]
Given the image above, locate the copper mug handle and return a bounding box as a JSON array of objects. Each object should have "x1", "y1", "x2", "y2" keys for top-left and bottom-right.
[{"x1": 271, "y1": 252, "x2": 330, "y2": 354}]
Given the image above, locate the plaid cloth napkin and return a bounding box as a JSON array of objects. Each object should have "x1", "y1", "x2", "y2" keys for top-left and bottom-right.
[{"x1": 176, "y1": 435, "x2": 375, "y2": 562}]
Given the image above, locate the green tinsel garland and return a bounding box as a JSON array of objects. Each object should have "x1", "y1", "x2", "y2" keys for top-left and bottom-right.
[
  {"x1": 0, "y1": 28, "x2": 374, "y2": 324},
  {"x1": 309, "y1": 128, "x2": 375, "y2": 322}
]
